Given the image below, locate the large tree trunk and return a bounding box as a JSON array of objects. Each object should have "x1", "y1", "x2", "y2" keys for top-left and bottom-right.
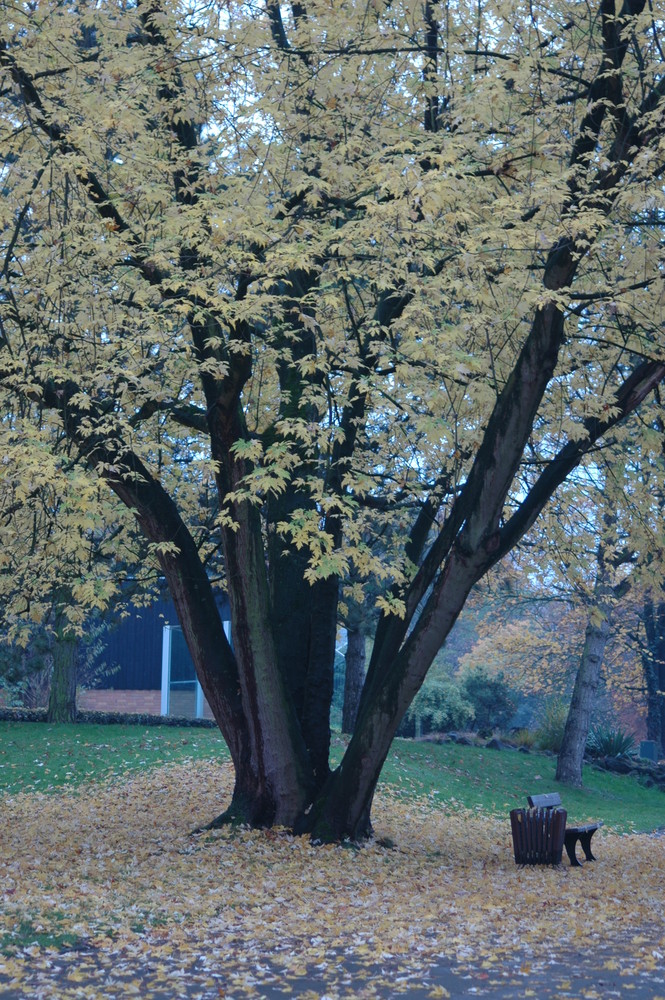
[
  {"x1": 47, "y1": 629, "x2": 78, "y2": 724},
  {"x1": 267, "y1": 494, "x2": 338, "y2": 789},
  {"x1": 302, "y1": 576, "x2": 338, "y2": 782},
  {"x1": 556, "y1": 600, "x2": 611, "y2": 786},
  {"x1": 342, "y1": 628, "x2": 366, "y2": 735},
  {"x1": 221, "y1": 508, "x2": 312, "y2": 826},
  {"x1": 309, "y1": 545, "x2": 483, "y2": 841},
  {"x1": 95, "y1": 437, "x2": 312, "y2": 829}
]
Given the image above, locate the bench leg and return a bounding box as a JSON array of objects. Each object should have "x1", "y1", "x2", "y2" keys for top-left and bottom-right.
[
  {"x1": 564, "y1": 832, "x2": 583, "y2": 867},
  {"x1": 579, "y1": 830, "x2": 597, "y2": 862}
]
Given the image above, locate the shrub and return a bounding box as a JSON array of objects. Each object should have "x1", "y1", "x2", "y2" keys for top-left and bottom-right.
[
  {"x1": 534, "y1": 699, "x2": 568, "y2": 752},
  {"x1": 511, "y1": 728, "x2": 537, "y2": 749},
  {"x1": 402, "y1": 677, "x2": 474, "y2": 737},
  {"x1": 0, "y1": 630, "x2": 52, "y2": 708},
  {"x1": 586, "y1": 723, "x2": 637, "y2": 759},
  {"x1": 461, "y1": 667, "x2": 516, "y2": 736}
]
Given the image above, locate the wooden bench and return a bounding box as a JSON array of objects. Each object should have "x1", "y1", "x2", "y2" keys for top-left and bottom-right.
[
  {"x1": 510, "y1": 805, "x2": 566, "y2": 865},
  {"x1": 528, "y1": 792, "x2": 602, "y2": 867}
]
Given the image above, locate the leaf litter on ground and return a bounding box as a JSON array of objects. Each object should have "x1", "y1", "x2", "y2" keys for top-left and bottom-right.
[{"x1": 0, "y1": 759, "x2": 664, "y2": 998}]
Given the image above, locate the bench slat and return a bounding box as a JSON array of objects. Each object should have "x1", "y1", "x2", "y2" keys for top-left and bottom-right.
[
  {"x1": 527, "y1": 793, "x2": 562, "y2": 809},
  {"x1": 567, "y1": 821, "x2": 603, "y2": 834}
]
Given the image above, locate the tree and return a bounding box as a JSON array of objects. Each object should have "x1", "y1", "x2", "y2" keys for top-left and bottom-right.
[
  {"x1": 462, "y1": 444, "x2": 663, "y2": 783},
  {"x1": 639, "y1": 587, "x2": 665, "y2": 757},
  {"x1": 553, "y1": 479, "x2": 640, "y2": 785},
  {"x1": 47, "y1": 612, "x2": 79, "y2": 723},
  {"x1": 555, "y1": 560, "x2": 615, "y2": 784},
  {"x1": 400, "y1": 674, "x2": 473, "y2": 738},
  {"x1": 509, "y1": 464, "x2": 633, "y2": 787},
  {"x1": 629, "y1": 424, "x2": 665, "y2": 757},
  {"x1": 461, "y1": 667, "x2": 516, "y2": 736},
  {"x1": 0, "y1": 627, "x2": 52, "y2": 708},
  {"x1": 552, "y1": 423, "x2": 665, "y2": 778},
  {"x1": 2, "y1": 0, "x2": 664, "y2": 840},
  {"x1": 0, "y1": 403, "x2": 144, "y2": 719},
  {"x1": 458, "y1": 582, "x2": 582, "y2": 702}
]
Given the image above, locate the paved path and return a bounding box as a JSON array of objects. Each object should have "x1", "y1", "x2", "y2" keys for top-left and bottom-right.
[{"x1": 2, "y1": 934, "x2": 665, "y2": 998}]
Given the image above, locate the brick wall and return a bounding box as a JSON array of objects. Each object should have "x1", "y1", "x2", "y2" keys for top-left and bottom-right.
[
  {"x1": 78, "y1": 689, "x2": 162, "y2": 715},
  {"x1": 76, "y1": 688, "x2": 215, "y2": 720}
]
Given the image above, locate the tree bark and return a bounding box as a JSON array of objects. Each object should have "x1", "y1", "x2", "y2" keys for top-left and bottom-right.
[
  {"x1": 47, "y1": 629, "x2": 78, "y2": 724},
  {"x1": 309, "y1": 544, "x2": 484, "y2": 841},
  {"x1": 342, "y1": 628, "x2": 366, "y2": 734},
  {"x1": 301, "y1": 575, "x2": 338, "y2": 784},
  {"x1": 644, "y1": 657, "x2": 664, "y2": 758},
  {"x1": 641, "y1": 594, "x2": 665, "y2": 759},
  {"x1": 556, "y1": 601, "x2": 611, "y2": 786}
]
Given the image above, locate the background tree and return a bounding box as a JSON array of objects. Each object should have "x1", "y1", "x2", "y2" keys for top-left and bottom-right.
[
  {"x1": 552, "y1": 458, "x2": 645, "y2": 784},
  {"x1": 463, "y1": 433, "x2": 664, "y2": 783},
  {"x1": 640, "y1": 592, "x2": 665, "y2": 757},
  {"x1": 0, "y1": 410, "x2": 143, "y2": 720},
  {"x1": 458, "y1": 577, "x2": 583, "y2": 703},
  {"x1": 1, "y1": 0, "x2": 664, "y2": 840},
  {"x1": 401, "y1": 673, "x2": 474, "y2": 738},
  {"x1": 555, "y1": 551, "x2": 617, "y2": 784},
  {"x1": 552, "y1": 417, "x2": 665, "y2": 776},
  {"x1": 460, "y1": 667, "x2": 516, "y2": 736},
  {"x1": 627, "y1": 437, "x2": 665, "y2": 757},
  {"x1": 501, "y1": 458, "x2": 637, "y2": 786}
]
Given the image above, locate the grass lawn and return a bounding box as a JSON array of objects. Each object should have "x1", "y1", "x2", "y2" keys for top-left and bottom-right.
[
  {"x1": 0, "y1": 721, "x2": 229, "y2": 795},
  {"x1": 380, "y1": 739, "x2": 665, "y2": 832},
  {"x1": 1, "y1": 719, "x2": 663, "y2": 833}
]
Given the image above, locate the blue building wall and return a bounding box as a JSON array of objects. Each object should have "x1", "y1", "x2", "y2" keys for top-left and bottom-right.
[{"x1": 93, "y1": 594, "x2": 231, "y2": 690}]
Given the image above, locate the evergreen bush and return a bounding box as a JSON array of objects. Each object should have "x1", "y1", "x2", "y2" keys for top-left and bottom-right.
[{"x1": 586, "y1": 723, "x2": 637, "y2": 759}]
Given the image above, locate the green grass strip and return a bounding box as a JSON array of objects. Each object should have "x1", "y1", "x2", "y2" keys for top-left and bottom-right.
[{"x1": 1, "y1": 722, "x2": 663, "y2": 833}]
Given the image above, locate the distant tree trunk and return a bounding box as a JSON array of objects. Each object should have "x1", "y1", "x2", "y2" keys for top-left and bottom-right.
[
  {"x1": 342, "y1": 628, "x2": 365, "y2": 734},
  {"x1": 47, "y1": 630, "x2": 78, "y2": 723},
  {"x1": 641, "y1": 593, "x2": 665, "y2": 759},
  {"x1": 556, "y1": 594, "x2": 611, "y2": 786}
]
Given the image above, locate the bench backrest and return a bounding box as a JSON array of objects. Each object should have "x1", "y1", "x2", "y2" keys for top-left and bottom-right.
[{"x1": 527, "y1": 792, "x2": 562, "y2": 809}]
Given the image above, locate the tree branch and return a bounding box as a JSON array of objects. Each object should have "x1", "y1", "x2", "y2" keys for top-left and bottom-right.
[{"x1": 497, "y1": 359, "x2": 665, "y2": 560}]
